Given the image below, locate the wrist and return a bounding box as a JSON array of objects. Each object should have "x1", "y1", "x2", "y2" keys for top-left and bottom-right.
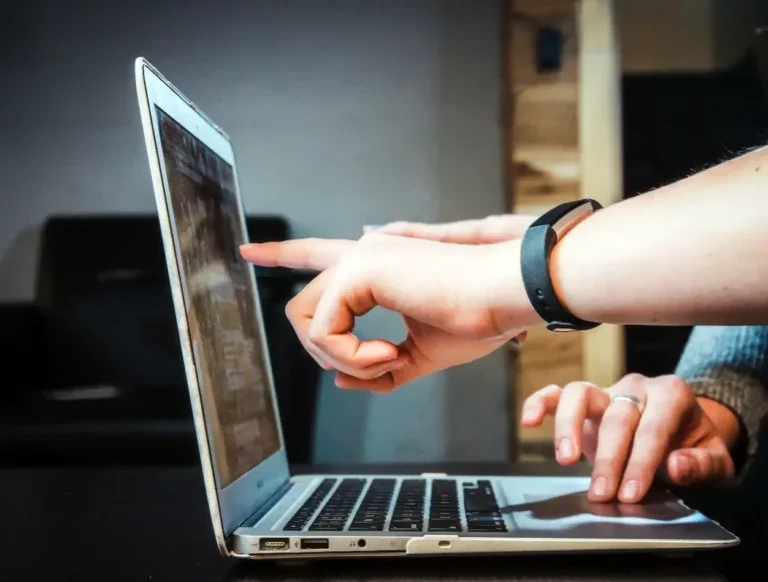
[
  {"x1": 697, "y1": 396, "x2": 742, "y2": 450},
  {"x1": 483, "y1": 240, "x2": 544, "y2": 333}
]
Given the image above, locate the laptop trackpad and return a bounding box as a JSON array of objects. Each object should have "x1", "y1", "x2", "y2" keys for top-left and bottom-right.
[{"x1": 496, "y1": 477, "x2": 710, "y2": 539}]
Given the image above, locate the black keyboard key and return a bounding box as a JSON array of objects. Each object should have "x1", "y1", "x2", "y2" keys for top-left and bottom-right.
[
  {"x1": 428, "y1": 479, "x2": 461, "y2": 531},
  {"x1": 462, "y1": 480, "x2": 500, "y2": 512},
  {"x1": 310, "y1": 523, "x2": 345, "y2": 531},
  {"x1": 468, "y1": 523, "x2": 508, "y2": 532},
  {"x1": 389, "y1": 521, "x2": 423, "y2": 531},
  {"x1": 350, "y1": 478, "x2": 396, "y2": 532},
  {"x1": 461, "y1": 480, "x2": 507, "y2": 532},
  {"x1": 309, "y1": 478, "x2": 366, "y2": 531},
  {"x1": 284, "y1": 478, "x2": 336, "y2": 531},
  {"x1": 428, "y1": 519, "x2": 462, "y2": 532},
  {"x1": 349, "y1": 522, "x2": 385, "y2": 531},
  {"x1": 387, "y1": 479, "x2": 426, "y2": 533}
]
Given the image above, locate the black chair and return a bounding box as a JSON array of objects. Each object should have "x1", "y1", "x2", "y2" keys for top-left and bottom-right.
[{"x1": 0, "y1": 214, "x2": 319, "y2": 466}]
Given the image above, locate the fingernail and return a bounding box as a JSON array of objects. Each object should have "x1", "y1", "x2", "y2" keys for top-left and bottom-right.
[
  {"x1": 558, "y1": 438, "x2": 573, "y2": 461},
  {"x1": 591, "y1": 476, "x2": 608, "y2": 497},
  {"x1": 675, "y1": 454, "x2": 692, "y2": 480},
  {"x1": 522, "y1": 406, "x2": 538, "y2": 424},
  {"x1": 621, "y1": 480, "x2": 638, "y2": 502}
]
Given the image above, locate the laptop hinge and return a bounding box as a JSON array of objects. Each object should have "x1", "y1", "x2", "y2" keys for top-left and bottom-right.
[{"x1": 235, "y1": 479, "x2": 293, "y2": 531}]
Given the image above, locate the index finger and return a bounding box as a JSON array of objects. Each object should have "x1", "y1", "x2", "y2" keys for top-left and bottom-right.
[{"x1": 239, "y1": 238, "x2": 355, "y2": 271}]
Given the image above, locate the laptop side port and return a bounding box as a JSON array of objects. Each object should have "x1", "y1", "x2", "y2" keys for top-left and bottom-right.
[
  {"x1": 259, "y1": 538, "x2": 289, "y2": 551},
  {"x1": 300, "y1": 538, "x2": 330, "y2": 550}
]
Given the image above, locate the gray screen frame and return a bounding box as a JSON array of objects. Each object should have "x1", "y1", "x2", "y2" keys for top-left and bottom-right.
[{"x1": 135, "y1": 58, "x2": 290, "y2": 543}]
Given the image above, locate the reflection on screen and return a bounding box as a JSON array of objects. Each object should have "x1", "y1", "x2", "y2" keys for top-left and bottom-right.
[{"x1": 156, "y1": 107, "x2": 280, "y2": 488}]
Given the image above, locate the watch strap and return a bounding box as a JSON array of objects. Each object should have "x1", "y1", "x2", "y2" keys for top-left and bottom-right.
[{"x1": 520, "y1": 199, "x2": 602, "y2": 332}]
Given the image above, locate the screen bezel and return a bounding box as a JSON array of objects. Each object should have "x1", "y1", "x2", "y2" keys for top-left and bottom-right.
[{"x1": 135, "y1": 58, "x2": 290, "y2": 544}]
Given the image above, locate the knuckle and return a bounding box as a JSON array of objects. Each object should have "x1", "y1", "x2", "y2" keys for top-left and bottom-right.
[
  {"x1": 306, "y1": 326, "x2": 327, "y2": 346},
  {"x1": 538, "y1": 384, "x2": 562, "y2": 397},
  {"x1": 660, "y1": 375, "x2": 694, "y2": 402},
  {"x1": 562, "y1": 381, "x2": 590, "y2": 399},
  {"x1": 622, "y1": 373, "x2": 647, "y2": 387},
  {"x1": 284, "y1": 298, "x2": 299, "y2": 320}
]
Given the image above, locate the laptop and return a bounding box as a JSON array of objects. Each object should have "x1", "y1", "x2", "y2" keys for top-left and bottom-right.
[{"x1": 134, "y1": 57, "x2": 738, "y2": 559}]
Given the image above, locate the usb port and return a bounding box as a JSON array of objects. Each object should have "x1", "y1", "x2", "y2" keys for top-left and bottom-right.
[
  {"x1": 259, "y1": 538, "x2": 289, "y2": 551},
  {"x1": 300, "y1": 538, "x2": 330, "y2": 550}
]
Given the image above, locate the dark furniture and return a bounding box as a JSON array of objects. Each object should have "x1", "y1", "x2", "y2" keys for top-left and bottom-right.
[
  {"x1": 0, "y1": 214, "x2": 320, "y2": 466},
  {"x1": 0, "y1": 463, "x2": 733, "y2": 582}
]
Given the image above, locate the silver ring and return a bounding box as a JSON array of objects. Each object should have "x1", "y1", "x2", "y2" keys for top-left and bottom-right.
[{"x1": 611, "y1": 394, "x2": 643, "y2": 409}]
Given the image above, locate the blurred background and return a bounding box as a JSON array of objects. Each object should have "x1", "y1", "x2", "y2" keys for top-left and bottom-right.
[{"x1": 1, "y1": 0, "x2": 767, "y2": 472}]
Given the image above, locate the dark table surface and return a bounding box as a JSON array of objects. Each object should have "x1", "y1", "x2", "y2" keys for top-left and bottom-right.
[{"x1": 0, "y1": 462, "x2": 749, "y2": 581}]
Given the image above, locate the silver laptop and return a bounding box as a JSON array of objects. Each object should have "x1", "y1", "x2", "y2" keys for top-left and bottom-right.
[{"x1": 134, "y1": 57, "x2": 738, "y2": 560}]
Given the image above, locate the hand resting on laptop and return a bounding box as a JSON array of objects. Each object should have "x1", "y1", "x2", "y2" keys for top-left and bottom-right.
[{"x1": 520, "y1": 373, "x2": 738, "y2": 505}]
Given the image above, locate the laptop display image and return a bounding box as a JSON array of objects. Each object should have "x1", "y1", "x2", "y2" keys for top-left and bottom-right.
[
  {"x1": 135, "y1": 57, "x2": 739, "y2": 560},
  {"x1": 156, "y1": 106, "x2": 280, "y2": 488}
]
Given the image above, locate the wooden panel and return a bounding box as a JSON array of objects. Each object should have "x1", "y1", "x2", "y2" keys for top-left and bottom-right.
[
  {"x1": 578, "y1": 0, "x2": 625, "y2": 387},
  {"x1": 507, "y1": 0, "x2": 581, "y2": 455},
  {"x1": 505, "y1": 0, "x2": 625, "y2": 457},
  {"x1": 510, "y1": 0, "x2": 581, "y2": 210},
  {"x1": 514, "y1": 326, "x2": 583, "y2": 442}
]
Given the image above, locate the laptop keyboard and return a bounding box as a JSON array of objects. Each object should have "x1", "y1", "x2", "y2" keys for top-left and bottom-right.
[
  {"x1": 283, "y1": 477, "x2": 507, "y2": 534},
  {"x1": 389, "y1": 479, "x2": 426, "y2": 532},
  {"x1": 283, "y1": 478, "x2": 336, "y2": 531},
  {"x1": 308, "y1": 478, "x2": 366, "y2": 531},
  {"x1": 349, "y1": 478, "x2": 396, "y2": 531},
  {"x1": 428, "y1": 479, "x2": 461, "y2": 532}
]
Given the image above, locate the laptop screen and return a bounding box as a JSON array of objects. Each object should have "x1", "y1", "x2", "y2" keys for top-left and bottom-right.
[{"x1": 155, "y1": 106, "x2": 281, "y2": 488}]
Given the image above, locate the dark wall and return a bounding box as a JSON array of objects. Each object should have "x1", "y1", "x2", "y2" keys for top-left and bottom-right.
[{"x1": 621, "y1": 57, "x2": 768, "y2": 377}]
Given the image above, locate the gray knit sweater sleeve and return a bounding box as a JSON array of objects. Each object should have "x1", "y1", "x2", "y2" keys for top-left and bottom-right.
[{"x1": 675, "y1": 326, "x2": 768, "y2": 457}]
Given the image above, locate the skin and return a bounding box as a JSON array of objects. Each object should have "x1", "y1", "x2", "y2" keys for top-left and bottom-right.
[
  {"x1": 374, "y1": 213, "x2": 745, "y2": 501},
  {"x1": 241, "y1": 145, "x2": 768, "y2": 501},
  {"x1": 521, "y1": 374, "x2": 737, "y2": 503}
]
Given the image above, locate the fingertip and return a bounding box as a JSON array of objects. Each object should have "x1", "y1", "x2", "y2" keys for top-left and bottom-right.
[
  {"x1": 334, "y1": 373, "x2": 354, "y2": 389},
  {"x1": 335, "y1": 371, "x2": 399, "y2": 393},
  {"x1": 667, "y1": 451, "x2": 695, "y2": 484},
  {"x1": 520, "y1": 402, "x2": 543, "y2": 427},
  {"x1": 239, "y1": 243, "x2": 254, "y2": 258},
  {"x1": 354, "y1": 339, "x2": 401, "y2": 365},
  {"x1": 239, "y1": 242, "x2": 271, "y2": 264},
  {"x1": 617, "y1": 479, "x2": 642, "y2": 504},
  {"x1": 556, "y1": 438, "x2": 579, "y2": 465}
]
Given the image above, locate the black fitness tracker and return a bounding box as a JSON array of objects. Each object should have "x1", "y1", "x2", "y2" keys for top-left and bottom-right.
[{"x1": 520, "y1": 198, "x2": 603, "y2": 332}]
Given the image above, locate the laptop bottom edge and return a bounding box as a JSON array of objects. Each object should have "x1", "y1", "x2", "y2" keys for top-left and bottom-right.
[{"x1": 229, "y1": 473, "x2": 739, "y2": 559}]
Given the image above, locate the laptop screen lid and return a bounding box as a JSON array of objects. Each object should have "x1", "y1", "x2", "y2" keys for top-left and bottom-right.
[{"x1": 135, "y1": 58, "x2": 290, "y2": 548}]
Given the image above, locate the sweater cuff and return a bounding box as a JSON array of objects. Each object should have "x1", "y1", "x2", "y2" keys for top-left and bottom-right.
[{"x1": 685, "y1": 368, "x2": 768, "y2": 465}]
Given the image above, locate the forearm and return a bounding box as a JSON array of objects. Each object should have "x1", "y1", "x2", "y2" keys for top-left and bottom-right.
[{"x1": 550, "y1": 146, "x2": 768, "y2": 326}]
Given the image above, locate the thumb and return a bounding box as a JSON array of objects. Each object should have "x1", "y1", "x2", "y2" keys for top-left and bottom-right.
[
  {"x1": 373, "y1": 215, "x2": 536, "y2": 244},
  {"x1": 666, "y1": 442, "x2": 735, "y2": 486}
]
